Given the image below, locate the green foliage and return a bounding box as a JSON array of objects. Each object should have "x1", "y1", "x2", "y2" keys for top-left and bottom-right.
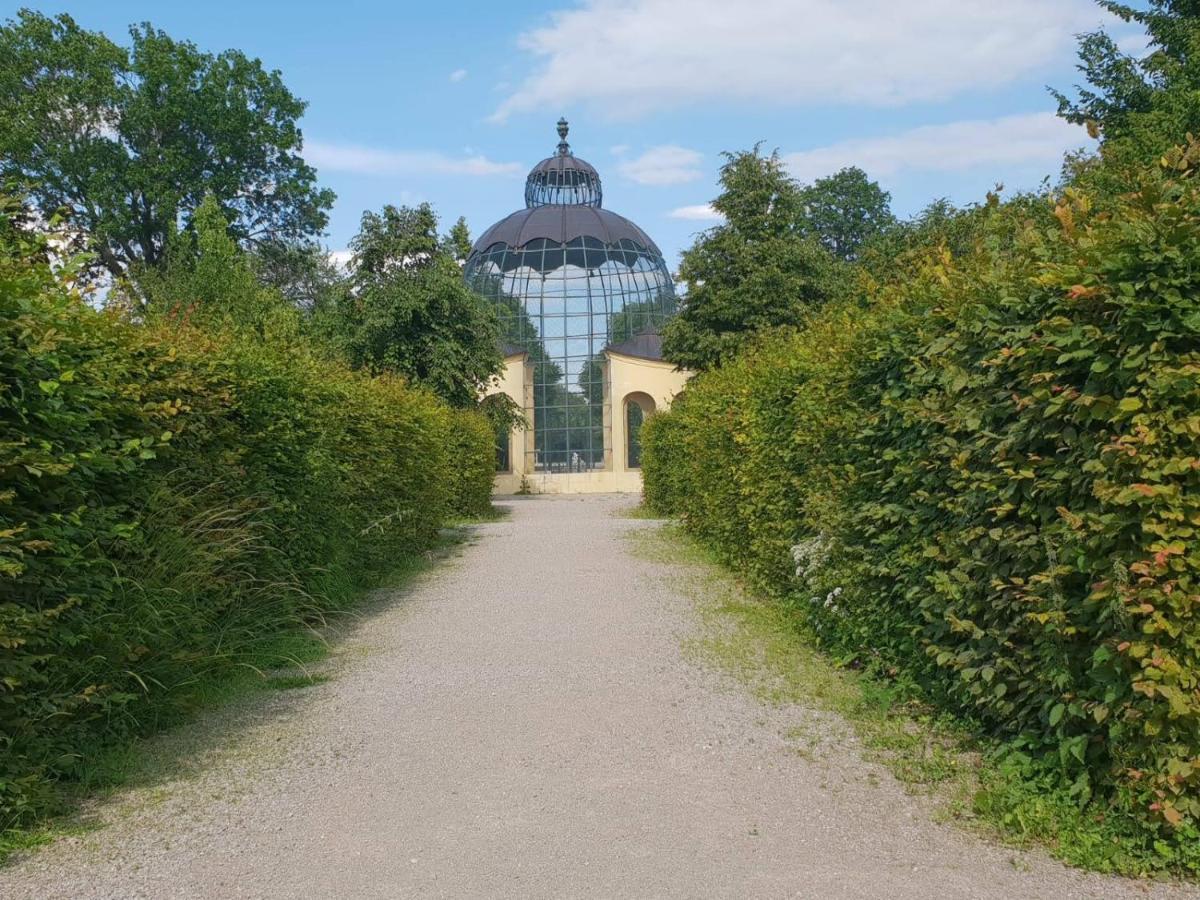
[
  {"x1": 445, "y1": 408, "x2": 498, "y2": 518},
  {"x1": 477, "y1": 391, "x2": 527, "y2": 442},
  {"x1": 643, "y1": 144, "x2": 1200, "y2": 873},
  {"x1": 0, "y1": 10, "x2": 333, "y2": 280},
  {"x1": 317, "y1": 203, "x2": 504, "y2": 408},
  {"x1": 445, "y1": 216, "x2": 473, "y2": 263},
  {"x1": 251, "y1": 239, "x2": 344, "y2": 313},
  {"x1": 1055, "y1": 1, "x2": 1200, "y2": 170},
  {"x1": 797, "y1": 166, "x2": 896, "y2": 261},
  {"x1": 138, "y1": 195, "x2": 303, "y2": 339},
  {"x1": 662, "y1": 147, "x2": 847, "y2": 371},
  {"x1": 0, "y1": 193, "x2": 492, "y2": 829}
]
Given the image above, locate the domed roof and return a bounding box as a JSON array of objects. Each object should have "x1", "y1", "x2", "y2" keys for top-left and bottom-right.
[
  {"x1": 464, "y1": 118, "x2": 678, "y2": 475},
  {"x1": 527, "y1": 152, "x2": 599, "y2": 181},
  {"x1": 524, "y1": 118, "x2": 603, "y2": 208},
  {"x1": 471, "y1": 205, "x2": 661, "y2": 256}
]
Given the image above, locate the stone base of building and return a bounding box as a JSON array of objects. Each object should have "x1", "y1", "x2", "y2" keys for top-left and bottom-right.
[{"x1": 492, "y1": 469, "x2": 643, "y2": 495}]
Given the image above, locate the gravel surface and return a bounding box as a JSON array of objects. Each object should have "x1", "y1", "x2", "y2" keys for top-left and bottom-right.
[{"x1": 3, "y1": 494, "x2": 1197, "y2": 899}]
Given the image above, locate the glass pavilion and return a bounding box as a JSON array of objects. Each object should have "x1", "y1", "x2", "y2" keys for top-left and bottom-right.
[{"x1": 465, "y1": 120, "x2": 681, "y2": 485}]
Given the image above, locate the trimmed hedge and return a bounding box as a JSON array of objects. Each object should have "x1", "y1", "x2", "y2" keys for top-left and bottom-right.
[
  {"x1": 0, "y1": 207, "x2": 494, "y2": 827},
  {"x1": 643, "y1": 147, "x2": 1200, "y2": 859},
  {"x1": 445, "y1": 408, "x2": 499, "y2": 519}
]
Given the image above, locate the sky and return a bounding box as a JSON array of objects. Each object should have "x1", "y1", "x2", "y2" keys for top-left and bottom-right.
[{"x1": 5, "y1": 0, "x2": 1150, "y2": 269}]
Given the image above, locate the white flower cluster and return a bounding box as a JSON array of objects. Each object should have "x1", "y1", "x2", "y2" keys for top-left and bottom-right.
[
  {"x1": 791, "y1": 535, "x2": 844, "y2": 625},
  {"x1": 821, "y1": 586, "x2": 843, "y2": 610},
  {"x1": 790, "y1": 535, "x2": 830, "y2": 581}
]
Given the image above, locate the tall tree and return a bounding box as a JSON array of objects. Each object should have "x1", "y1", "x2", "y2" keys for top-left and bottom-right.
[
  {"x1": 0, "y1": 10, "x2": 333, "y2": 281},
  {"x1": 662, "y1": 147, "x2": 846, "y2": 372},
  {"x1": 251, "y1": 241, "x2": 343, "y2": 314},
  {"x1": 445, "y1": 216, "x2": 473, "y2": 263},
  {"x1": 328, "y1": 203, "x2": 503, "y2": 408},
  {"x1": 796, "y1": 167, "x2": 895, "y2": 261},
  {"x1": 1053, "y1": 1, "x2": 1200, "y2": 165},
  {"x1": 137, "y1": 195, "x2": 300, "y2": 339}
]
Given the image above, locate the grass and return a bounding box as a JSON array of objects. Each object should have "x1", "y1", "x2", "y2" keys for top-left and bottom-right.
[
  {"x1": 618, "y1": 502, "x2": 666, "y2": 520},
  {"x1": 630, "y1": 521, "x2": 1198, "y2": 882},
  {"x1": 446, "y1": 503, "x2": 511, "y2": 526},
  {"x1": 0, "y1": 517, "x2": 483, "y2": 868},
  {"x1": 629, "y1": 524, "x2": 980, "y2": 791}
]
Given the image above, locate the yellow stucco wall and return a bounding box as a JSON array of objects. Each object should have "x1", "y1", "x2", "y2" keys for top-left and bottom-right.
[
  {"x1": 487, "y1": 348, "x2": 690, "y2": 495},
  {"x1": 484, "y1": 351, "x2": 530, "y2": 494}
]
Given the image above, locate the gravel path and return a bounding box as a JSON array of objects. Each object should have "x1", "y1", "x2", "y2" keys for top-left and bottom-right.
[{"x1": 3, "y1": 495, "x2": 1197, "y2": 899}]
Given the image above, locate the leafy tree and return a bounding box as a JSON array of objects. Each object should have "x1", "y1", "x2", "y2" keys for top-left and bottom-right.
[
  {"x1": 252, "y1": 241, "x2": 343, "y2": 313},
  {"x1": 1054, "y1": 1, "x2": 1200, "y2": 166},
  {"x1": 445, "y1": 216, "x2": 473, "y2": 263},
  {"x1": 352, "y1": 204, "x2": 440, "y2": 275},
  {"x1": 796, "y1": 167, "x2": 895, "y2": 261},
  {"x1": 662, "y1": 147, "x2": 846, "y2": 371},
  {"x1": 857, "y1": 191, "x2": 1058, "y2": 291},
  {"x1": 0, "y1": 10, "x2": 333, "y2": 281},
  {"x1": 858, "y1": 197, "x2": 985, "y2": 277},
  {"x1": 329, "y1": 203, "x2": 503, "y2": 408},
  {"x1": 136, "y1": 195, "x2": 300, "y2": 339}
]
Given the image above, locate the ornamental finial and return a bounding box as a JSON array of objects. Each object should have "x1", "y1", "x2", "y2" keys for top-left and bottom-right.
[{"x1": 556, "y1": 117, "x2": 570, "y2": 156}]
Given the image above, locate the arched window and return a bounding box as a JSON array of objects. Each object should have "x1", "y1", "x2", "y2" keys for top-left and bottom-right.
[
  {"x1": 624, "y1": 392, "x2": 656, "y2": 470},
  {"x1": 626, "y1": 403, "x2": 644, "y2": 469}
]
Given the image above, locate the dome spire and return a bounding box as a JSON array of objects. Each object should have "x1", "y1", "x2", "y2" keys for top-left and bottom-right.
[
  {"x1": 556, "y1": 117, "x2": 570, "y2": 156},
  {"x1": 524, "y1": 118, "x2": 602, "y2": 208}
]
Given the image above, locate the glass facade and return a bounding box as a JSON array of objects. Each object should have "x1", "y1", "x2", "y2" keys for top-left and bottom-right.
[{"x1": 464, "y1": 122, "x2": 676, "y2": 474}]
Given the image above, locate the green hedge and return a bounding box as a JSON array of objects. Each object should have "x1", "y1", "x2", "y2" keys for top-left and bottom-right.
[
  {"x1": 643, "y1": 147, "x2": 1200, "y2": 859},
  {"x1": 445, "y1": 408, "x2": 498, "y2": 518},
  {"x1": 0, "y1": 206, "x2": 492, "y2": 827}
]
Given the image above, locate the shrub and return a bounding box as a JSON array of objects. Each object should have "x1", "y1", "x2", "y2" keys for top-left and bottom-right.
[
  {"x1": 642, "y1": 144, "x2": 1200, "y2": 864},
  {"x1": 445, "y1": 407, "x2": 497, "y2": 518},
  {"x1": 0, "y1": 199, "x2": 485, "y2": 827}
]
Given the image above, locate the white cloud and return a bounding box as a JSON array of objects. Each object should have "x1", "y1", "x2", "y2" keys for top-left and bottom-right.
[
  {"x1": 1115, "y1": 30, "x2": 1152, "y2": 59},
  {"x1": 307, "y1": 141, "x2": 522, "y2": 177},
  {"x1": 449, "y1": 68, "x2": 468, "y2": 83},
  {"x1": 492, "y1": 0, "x2": 1113, "y2": 121},
  {"x1": 328, "y1": 249, "x2": 354, "y2": 270},
  {"x1": 610, "y1": 144, "x2": 630, "y2": 156},
  {"x1": 669, "y1": 204, "x2": 724, "y2": 222},
  {"x1": 782, "y1": 112, "x2": 1091, "y2": 184},
  {"x1": 617, "y1": 145, "x2": 703, "y2": 185}
]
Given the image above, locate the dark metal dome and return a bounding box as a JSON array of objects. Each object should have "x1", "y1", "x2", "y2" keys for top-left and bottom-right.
[
  {"x1": 524, "y1": 118, "x2": 603, "y2": 208},
  {"x1": 472, "y1": 205, "x2": 661, "y2": 259}
]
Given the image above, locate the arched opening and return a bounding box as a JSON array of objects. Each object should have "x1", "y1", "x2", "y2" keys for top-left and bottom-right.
[
  {"x1": 495, "y1": 423, "x2": 511, "y2": 474},
  {"x1": 624, "y1": 392, "x2": 656, "y2": 470}
]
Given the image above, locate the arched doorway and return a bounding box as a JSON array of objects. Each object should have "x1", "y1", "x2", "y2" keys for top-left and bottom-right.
[{"x1": 623, "y1": 392, "x2": 656, "y2": 470}]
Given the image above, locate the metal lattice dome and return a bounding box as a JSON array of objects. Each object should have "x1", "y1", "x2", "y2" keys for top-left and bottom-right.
[
  {"x1": 524, "y1": 119, "x2": 603, "y2": 208},
  {"x1": 464, "y1": 120, "x2": 677, "y2": 472}
]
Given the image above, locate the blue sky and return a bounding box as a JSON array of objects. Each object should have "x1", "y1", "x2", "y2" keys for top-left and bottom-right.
[{"x1": 5, "y1": 1, "x2": 1147, "y2": 268}]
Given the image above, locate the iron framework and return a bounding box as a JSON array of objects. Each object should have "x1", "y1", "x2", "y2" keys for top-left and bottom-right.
[{"x1": 464, "y1": 120, "x2": 676, "y2": 473}]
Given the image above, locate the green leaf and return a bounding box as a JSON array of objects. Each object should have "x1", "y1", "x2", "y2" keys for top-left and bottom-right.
[{"x1": 1050, "y1": 703, "x2": 1065, "y2": 726}]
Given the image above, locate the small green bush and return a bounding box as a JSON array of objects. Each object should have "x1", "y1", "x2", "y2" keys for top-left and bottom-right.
[
  {"x1": 0, "y1": 199, "x2": 491, "y2": 827},
  {"x1": 445, "y1": 407, "x2": 497, "y2": 518},
  {"x1": 642, "y1": 144, "x2": 1200, "y2": 868}
]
